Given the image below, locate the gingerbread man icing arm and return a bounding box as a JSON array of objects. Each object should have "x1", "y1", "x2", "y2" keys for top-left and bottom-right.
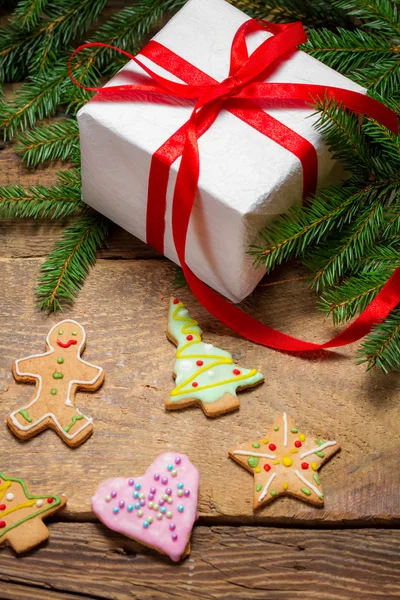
[
  {"x1": 8, "y1": 319, "x2": 105, "y2": 447},
  {"x1": 13, "y1": 353, "x2": 49, "y2": 380}
]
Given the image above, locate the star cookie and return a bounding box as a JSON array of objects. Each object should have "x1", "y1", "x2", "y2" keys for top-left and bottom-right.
[{"x1": 229, "y1": 412, "x2": 340, "y2": 509}]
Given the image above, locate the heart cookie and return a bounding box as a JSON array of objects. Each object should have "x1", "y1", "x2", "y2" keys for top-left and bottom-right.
[{"x1": 92, "y1": 453, "x2": 199, "y2": 562}]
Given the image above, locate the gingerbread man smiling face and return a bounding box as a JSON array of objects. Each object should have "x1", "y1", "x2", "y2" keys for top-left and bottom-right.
[{"x1": 7, "y1": 319, "x2": 105, "y2": 447}]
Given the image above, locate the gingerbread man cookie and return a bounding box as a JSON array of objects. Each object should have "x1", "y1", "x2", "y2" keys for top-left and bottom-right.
[
  {"x1": 166, "y1": 298, "x2": 264, "y2": 416},
  {"x1": 229, "y1": 412, "x2": 340, "y2": 508},
  {"x1": 0, "y1": 472, "x2": 67, "y2": 553},
  {"x1": 8, "y1": 320, "x2": 105, "y2": 447}
]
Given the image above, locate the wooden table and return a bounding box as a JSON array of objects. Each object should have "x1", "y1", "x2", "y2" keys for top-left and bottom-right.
[{"x1": 1, "y1": 140, "x2": 400, "y2": 599}]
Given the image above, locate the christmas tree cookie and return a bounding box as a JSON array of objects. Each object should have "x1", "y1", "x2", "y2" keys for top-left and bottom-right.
[
  {"x1": 8, "y1": 319, "x2": 105, "y2": 447},
  {"x1": 92, "y1": 452, "x2": 199, "y2": 562},
  {"x1": 166, "y1": 298, "x2": 264, "y2": 416},
  {"x1": 0, "y1": 473, "x2": 67, "y2": 553},
  {"x1": 229, "y1": 412, "x2": 340, "y2": 508}
]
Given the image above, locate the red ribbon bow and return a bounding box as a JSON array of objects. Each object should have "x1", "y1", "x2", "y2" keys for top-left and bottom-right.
[{"x1": 69, "y1": 19, "x2": 400, "y2": 353}]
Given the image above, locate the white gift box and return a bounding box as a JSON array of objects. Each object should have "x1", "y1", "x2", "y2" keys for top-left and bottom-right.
[{"x1": 78, "y1": 0, "x2": 363, "y2": 303}]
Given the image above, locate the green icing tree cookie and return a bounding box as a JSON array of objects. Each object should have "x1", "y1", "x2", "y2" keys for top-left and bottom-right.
[
  {"x1": 166, "y1": 297, "x2": 264, "y2": 416},
  {"x1": 0, "y1": 473, "x2": 67, "y2": 553}
]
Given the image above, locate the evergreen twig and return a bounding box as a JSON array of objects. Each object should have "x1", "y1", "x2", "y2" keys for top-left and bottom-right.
[
  {"x1": 11, "y1": 0, "x2": 50, "y2": 30},
  {"x1": 36, "y1": 214, "x2": 108, "y2": 311},
  {"x1": 16, "y1": 119, "x2": 80, "y2": 166},
  {"x1": 357, "y1": 307, "x2": 400, "y2": 373},
  {"x1": 0, "y1": 182, "x2": 83, "y2": 219}
]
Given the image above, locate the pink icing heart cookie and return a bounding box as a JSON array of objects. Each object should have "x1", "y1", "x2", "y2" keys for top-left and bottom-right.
[{"x1": 92, "y1": 453, "x2": 199, "y2": 562}]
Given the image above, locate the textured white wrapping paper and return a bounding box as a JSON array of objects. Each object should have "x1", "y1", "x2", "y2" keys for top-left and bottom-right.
[{"x1": 78, "y1": 0, "x2": 364, "y2": 303}]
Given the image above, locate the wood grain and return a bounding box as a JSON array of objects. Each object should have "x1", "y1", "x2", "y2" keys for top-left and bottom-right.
[
  {"x1": 0, "y1": 523, "x2": 399, "y2": 599},
  {"x1": 1, "y1": 257, "x2": 399, "y2": 522}
]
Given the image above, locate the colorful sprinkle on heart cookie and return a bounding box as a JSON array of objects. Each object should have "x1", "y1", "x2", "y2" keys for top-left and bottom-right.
[
  {"x1": 0, "y1": 473, "x2": 67, "y2": 553},
  {"x1": 91, "y1": 453, "x2": 199, "y2": 562},
  {"x1": 166, "y1": 298, "x2": 264, "y2": 416},
  {"x1": 229, "y1": 412, "x2": 340, "y2": 509},
  {"x1": 8, "y1": 319, "x2": 105, "y2": 447}
]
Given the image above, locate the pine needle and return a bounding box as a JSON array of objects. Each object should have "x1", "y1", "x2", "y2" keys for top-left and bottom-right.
[
  {"x1": 357, "y1": 307, "x2": 400, "y2": 373},
  {"x1": 0, "y1": 183, "x2": 83, "y2": 219},
  {"x1": 16, "y1": 119, "x2": 80, "y2": 166},
  {"x1": 36, "y1": 215, "x2": 108, "y2": 311},
  {"x1": 11, "y1": 0, "x2": 50, "y2": 30}
]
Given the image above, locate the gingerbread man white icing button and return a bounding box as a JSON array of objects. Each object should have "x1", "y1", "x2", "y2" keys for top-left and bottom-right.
[{"x1": 8, "y1": 319, "x2": 105, "y2": 447}]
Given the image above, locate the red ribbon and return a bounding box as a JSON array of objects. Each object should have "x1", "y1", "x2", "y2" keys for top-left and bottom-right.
[{"x1": 69, "y1": 19, "x2": 400, "y2": 352}]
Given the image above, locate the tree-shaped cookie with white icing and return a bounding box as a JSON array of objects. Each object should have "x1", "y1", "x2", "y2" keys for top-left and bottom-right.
[{"x1": 166, "y1": 298, "x2": 264, "y2": 416}]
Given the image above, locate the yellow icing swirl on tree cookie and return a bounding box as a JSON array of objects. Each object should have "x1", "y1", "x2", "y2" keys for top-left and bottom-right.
[{"x1": 168, "y1": 300, "x2": 263, "y2": 404}]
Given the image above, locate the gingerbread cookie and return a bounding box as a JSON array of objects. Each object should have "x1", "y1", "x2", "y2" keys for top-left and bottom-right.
[
  {"x1": 92, "y1": 453, "x2": 199, "y2": 562},
  {"x1": 8, "y1": 319, "x2": 105, "y2": 447},
  {"x1": 166, "y1": 298, "x2": 264, "y2": 416},
  {"x1": 229, "y1": 412, "x2": 340, "y2": 508},
  {"x1": 0, "y1": 472, "x2": 67, "y2": 553}
]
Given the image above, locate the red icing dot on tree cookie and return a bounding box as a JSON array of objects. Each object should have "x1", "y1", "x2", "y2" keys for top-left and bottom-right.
[
  {"x1": 269, "y1": 443, "x2": 276, "y2": 451},
  {"x1": 294, "y1": 440, "x2": 302, "y2": 448},
  {"x1": 196, "y1": 360, "x2": 203, "y2": 366},
  {"x1": 0, "y1": 504, "x2": 6, "y2": 511},
  {"x1": 173, "y1": 298, "x2": 179, "y2": 304},
  {"x1": 233, "y1": 369, "x2": 241, "y2": 375},
  {"x1": 301, "y1": 462, "x2": 309, "y2": 470},
  {"x1": 263, "y1": 464, "x2": 271, "y2": 472},
  {"x1": 0, "y1": 521, "x2": 6, "y2": 528},
  {"x1": 192, "y1": 382, "x2": 198, "y2": 388},
  {"x1": 47, "y1": 497, "x2": 54, "y2": 504},
  {"x1": 186, "y1": 335, "x2": 193, "y2": 341}
]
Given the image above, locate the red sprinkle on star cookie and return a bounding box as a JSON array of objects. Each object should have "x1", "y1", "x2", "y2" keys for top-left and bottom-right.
[{"x1": 228, "y1": 412, "x2": 340, "y2": 509}]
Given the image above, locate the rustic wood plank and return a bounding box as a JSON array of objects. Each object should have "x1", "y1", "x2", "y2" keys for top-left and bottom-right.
[
  {"x1": 0, "y1": 257, "x2": 399, "y2": 522},
  {"x1": 0, "y1": 523, "x2": 399, "y2": 599}
]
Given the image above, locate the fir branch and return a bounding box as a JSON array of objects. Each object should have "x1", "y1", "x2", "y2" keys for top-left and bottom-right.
[
  {"x1": 0, "y1": 66, "x2": 67, "y2": 139},
  {"x1": 57, "y1": 167, "x2": 81, "y2": 187},
  {"x1": 301, "y1": 28, "x2": 397, "y2": 74},
  {"x1": 0, "y1": 182, "x2": 83, "y2": 219},
  {"x1": 29, "y1": 0, "x2": 108, "y2": 74},
  {"x1": 0, "y1": 54, "x2": 101, "y2": 139},
  {"x1": 0, "y1": 0, "x2": 106, "y2": 82},
  {"x1": 318, "y1": 269, "x2": 393, "y2": 324},
  {"x1": 361, "y1": 243, "x2": 400, "y2": 271},
  {"x1": 0, "y1": 26, "x2": 27, "y2": 81},
  {"x1": 357, "y1": 306, "x2": 400, "y2": 373},
  {"x1": 352, "y1": 59, "x2": 400, "y2": 98},
  {"x1": 16, "y1": 118, "x2": 80, "y2": 166},
  {"x1": 11, "y1": 0, "x2": 50, "y2": 30},
  {"x1": 313, "y1": 96, "x2": 372, "y2": 175},
  {"x1": 251, "y1": 183, "x2": 373, "y2": 272},
  {"x1": 36, "y1": 214, "x2": 108, "y2": 311},
  {"x1": 309, "y1": 194, "x2": 387, "y2": 290},
  {"x1": 333, "y1": 0, "x2": 400, "y2": 36},
  {"x1": 362, "y1": 119, "x2": 400, "y2": 169}
]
